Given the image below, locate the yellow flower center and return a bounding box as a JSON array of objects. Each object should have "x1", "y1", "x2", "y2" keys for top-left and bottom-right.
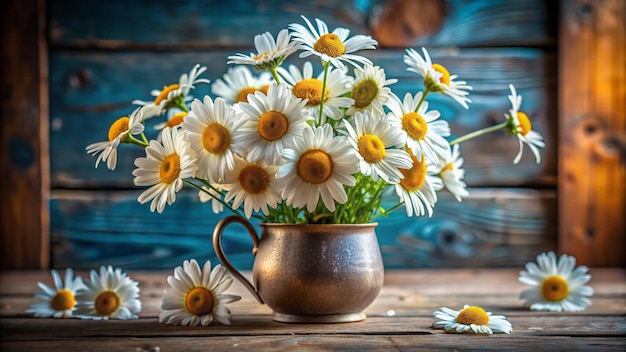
[
  {"x1": 165, "y1": 112, "x2": 187, "y2": 128},
  {"x1": 516, "y1": 112, "x2": 532, "y2": 136},
  {"x1": 399, "y1": 151, "x2": 427, "y2": 192},
  {"x1": 50, "y1": 289, "x2": 76, "y2": 311},
  {"x1": 154, "y1": 84, "x2": 180, "y2": 105},
  {"x1": 239, "y1": 165, "x2": 270, "y2": 194},
  {"x1": 441, "y1": 162, "x2": 454, "y2": 173},
  {"x1": 235, "y1": 87, "x2": 259, "y2": 103},
  {"x1": 254, "y1": 51, "x2": 271, "y2": 61},
  {"x1": 314, "y1": 33, "x2": 346, "y2": 58},
  {"x1": 159, "y1": 153, "x2": 181, "y2": 184},
  {"x1": 432, "y1": 63, "x2": 451, "y2": 86},
  {"x1": 402, "y1": 112, "x2": 428, "y2": 141},
  {"x1": 541, "y1": 275, "x2": 569, "y2": 302},
  {"x1": 357, "y1": 134, "x2": 386, "y2": 163},
  {"x1": 456, "y1": 306, "x2": 490, "y2": 326},
  {"x1": 202, "y1": 123, "x2": 230, "y2": 155},
  {"x1": 94, "y1": 290, "x2": 120, "y2": 316},
  {"x1": 297, "y1": 150, "x2": 333, "y2": 184},
  {"x1": 351, "y1": 79, "x2": 379, "y2": 108},
  {"x1": 185, "y1": 287, "x2": 214, "y2": 316},
  {"x1": 258, "y1": 111, "x2": 289, "y2": 141},
  {"x1": 108, "y1": 117, "x2": 130, "y2": 142},
  {"x1": 293, "y1": 78, "x2": 327, "y2": 106}
]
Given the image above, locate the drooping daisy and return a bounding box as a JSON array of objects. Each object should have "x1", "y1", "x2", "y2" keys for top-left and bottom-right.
[
  {"x1": 289, "y1": 15, "x2": 377, "y2": 70},
  {"x1": 155, "y1": 111, "x2": 188, "y2": 130},
  {"x1": 505, "y1": 84, "x2": 545, "y2": 164},
  {"x1": 211, "y1": 66, "x2": 273, "y2": 105},
  {"x1": 25, "y1": 269, "x2": 84, "y2": 318},
  {"x1": 133, "y1": 127, "x2": 198, "y2": 213},
  {"x1": 75, "y1": 266, "x2": 141, "y2": 320},
  {"x1": 181, "y1": 96, "x2": 244, "y2": 183},
  {"x1": 346, "y1": 64, "x2": 397, "y2": 116},
  {"x1": 86, "y1": 107, "x2": 146, "y2": 170},
  {"x1": 160, "y1": 259, "x2": 241, "y2": 326},
  {"x1": 437, "y1": 144, "x2": 469, "y2": 201},
  {"x1": 227, "y1": 29, "x2": 298, "y2": 71},
  {"x1": 237, "y1": 83, "x2": 313, "y2": 165},
  {"x1": 404, "y1": 48, "x2": 472, "y2": 109},
  {"x1": 433, "y1": 305, "x2": 513, "y2": 334},
  {"x1": 276, "y1": 124, "x2": 359, "y2": 213},
  {"x1": 394, "y1": 149, "x2": 442, "y2": 217},
  {"x1": 198, "y1": 184, "x2": 231, "y2": 214},
  {"x1": 342, "y1": 111, "x2": 413, "y2": 183},
  {"x1": 223, "y1": 157, "x2": 281, "y2": 218},
  {"x1": 387, "y1": 92, "x2": 451, "y2": 163},
  {"x1": 518, "y1": 251, "x2": 593, "y2": 312},
  {"x1": 277, "y1": 61, "x2": 353, "y2": 123}
]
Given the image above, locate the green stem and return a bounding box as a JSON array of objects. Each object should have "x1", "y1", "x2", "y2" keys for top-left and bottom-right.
[
  {"x1": 370, "y1": 201, "x2": 405, "y2": 221},
  {"x1": 184, "y1": 179, "x2": 245, "y2": 218},
  {"x1": 449, "y1": 121, "x2": 508, "y2": 146},
  {"x1": 416, "y1": 89, "x2": 430, "y2": 112},
  {"x1": 318, "y1": 61, "x2": 331, "y2": 125},
  {"x1": 127, "y1": 134, "x2": 149, "y2": 147},
  {"x1": 270, "y1": 67, "x2": 281, "y2": 85}
]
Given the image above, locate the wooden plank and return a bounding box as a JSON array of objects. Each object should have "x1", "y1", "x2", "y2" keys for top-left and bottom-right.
[
  {"x1": 47, "y1": 0, "x2": 556, "y2": 49},
  {"x1": 0, "y1": 0, "x2": 49, "y2": 269},
  {"x1": 558, "y1": 0, "x2": 626, "y2": 266},
  {"x1": 49, "y1": 49, "x2": 556, "y2": 188}
]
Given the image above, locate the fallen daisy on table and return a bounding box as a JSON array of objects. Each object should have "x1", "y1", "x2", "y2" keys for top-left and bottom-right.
[
  {"x1": 26, "y1": 268, "x2": 85, "y2": 318},
  {"x1": 432, "y1": 305, "x2": 513, "y2": 334}
]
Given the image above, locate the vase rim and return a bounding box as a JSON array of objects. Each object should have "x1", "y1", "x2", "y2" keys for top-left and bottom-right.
[{"x1": 259, "y1": 222, "x2": 378, "y2": 227}]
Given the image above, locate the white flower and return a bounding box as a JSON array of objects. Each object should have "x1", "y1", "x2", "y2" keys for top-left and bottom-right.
[
  {"x1": 75, "y1": 266, "x2": 141, "y2": 320},
  {"x1": 404, "y1": 48, "x2": 472, "y2": 109},
  {"x1": 223, "y1": 157, "x2": 281, "y2": 218},
  {"x1": 342, "y1": 111, "x2": 413, "y2": 182},
  {"x1": 437, "y1": 144, "x2": 469, "y2": 201},
  {"x1": 25, "y1": 269, "x2": 84, "y2": 318},
  {"x1": 506, "y1": 84, "x2": 545, "y2": 164},
  {"x1": 433, "y1": 305, "x2": 512, "y2": 334},
  {"x1": 198, "y1": 184, "x2": 231, "y2": 214},
  {"x1": 86, "y1": 107, "x2": 145, "y2": 170},
  {"x1": 276, "y1": 124, "x2": 359, "y2": 212},
  {"x1": 160, "y1": 259, "x2": 241, "y2": 326},
  {"x1": 237, "y1": 83, "x2": 313, "y2": 164},
  {"x1": 211, "y1": 66, "x2": 273, "y2": 105},
  {"x1": 133, "y1": 127, "x2": 198, "y2": 213},
  {"x1": 394, "y1": 149, "x2": 442, "y2": 217},
  {"x1": 227, "y1": 29, "x2": 298, "y2": 70},
  {"x1": 519, "y1": 251, "x2": 593, "y2": 312},
  {"x1": 346, "y1": 64, "x2": 397, "y2": 116},
  {"x1": 289, "y1": 15, "x2": 377, "y2": 70},
  {"x1": 181, "y1": 96, "x2": 244, "y2": 183}
]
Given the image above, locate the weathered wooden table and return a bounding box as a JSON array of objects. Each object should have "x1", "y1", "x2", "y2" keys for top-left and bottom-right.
[{"x1": 1, "y1": 268, "x2": 624, "y2": 351}]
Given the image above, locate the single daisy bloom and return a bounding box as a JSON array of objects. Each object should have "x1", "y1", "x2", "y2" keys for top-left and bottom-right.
[
  {"x1": 288, "y1": 15, "x2": 377, "y2": 70},
  {"x1": 181, "y1": 96, "x2": 245, "y2": 183},
  {"x1": 404, "y1": 48, "x2": 472, "y2": 109},
  {"x1": 433, "y1": 305, "x2": 513, "y2": 334},
  {"x1": 227, "y1": 29, "x2": 298, "y2": 71},
  {"x1": 437, "y1": 144, "x2": 469, "y2": 201},
  {"x1": 86, "y1": 107, "x2": 145, "y2": 170},
  {"x1": 133, "y1": 127, "x2": 198, "y2": 213},
  {"x1": 346, "y1": 64, "x2": 397, "y2": 116},
  {"x1": 155, "y1": 111, "x2": 188, "y2": 130},
  {"x1": 518, "y1": 251, "x2": 594, "y2": 312},
  {"x1": 387, "y1": 92, "x2": 451, "y2": 163},
  {"x1": 223, "y1": 157, "x2": 281, "y2": 218},
  {"x1": 394, "y1": 149, "x2": 442, "y2": 217},
  {"x1": 75, "y1": 266, "x2": 141, "y2": 320},
  {"x1": 276, "y1": 124, "x2": 359, "y2": 213},
  {"x1": 277, "y1": 61, "x2": 353, "y2": 123},
  {"x1": 198, "y1": 184, "x2": 231, "y2": 214},
  {"x1": 237, "y1": 83, "x2": 313, "y2": 165},
  {"x1": 342, "y1": 111, "x2": 413, "y2": 183},
  {"x1": 211, "y1": 65, "x2": 272, "y2": 105},
  {"x1": 25, "y1": 269, "x2": 84, "y2": 318},
  {"x1": 160, "y1": 259, "x2": 241, "y2": 326},
  {"x1": 505, "y1": 84, "x2": 545, "y2": 164}
]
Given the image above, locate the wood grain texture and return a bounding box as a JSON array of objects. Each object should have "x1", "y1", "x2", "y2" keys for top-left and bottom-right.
[
  {"x1": 558, "y1": 0, "x2": 626, "y2": 266},
  {"x1": 0, "y1": 0, "x2": 49, "y2": 269}
]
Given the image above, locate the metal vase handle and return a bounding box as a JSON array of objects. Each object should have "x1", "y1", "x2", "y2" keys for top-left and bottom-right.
[{"x1": 212, "y1": 215, "x2": 264, "y2": 304}]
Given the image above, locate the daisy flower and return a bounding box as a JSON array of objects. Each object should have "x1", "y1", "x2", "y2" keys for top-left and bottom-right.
[
  {"x1": 160, "y1": 259, "x2": 241, "y2": 326},
  {"x1": 75, "y1": 266, "x2": 141, "y2": 320},
  {"x1": 181, "y1": 96, "x2": 244, "y2": 183},
  {"x1": 387, "y1": 92, "x2": 451, "y2": 163},
  {"x1": 342, "y1": 111, "x2": 413, "y2": 183},
  {"x1": 289, "y1": 15, "x2": 377, "y2": 70},
  {"x1": 211, "y1": 66, "x2": 273, "y2": 105},
  {"x1": 404, "y1": 48, "x2": 472, "y2": 109},
  {"x1": 518, "y1": 251, "x2": 593, "y2": 312},
  {"x1": 223, "y1": 157, "x2": 281, "y2": 218},
  {"x1": 277, "y1": 61, "x2": 353, "y2": 123},
  {"x1": 394, "y1": 149, "x2": 442, "y2": 217},
  {"x1": 237, "y1": 83, "x2": 313, "y2": 165},
  {"x1": 25, "y1": 269, "x2": 84, "y2": 318},
  {"x1": 436, "y1": 144, "x2": 469, "y2": 201},
  {"x1": 155, "y1": 111, "x2": 188, "y2": 130},
  {"x1": 86, "y1": 107, "x2": 145, "y2": 170},
  {"x1": 505, "y1": 84, "x2": 545, "y2": 164},
  {"x1": 133, "y1": 127, "x2": 198, "y2": 213},
  {"x1": 346, "y1": 64, "x2": 397, "y2": 116},
  {"x1": 198, "y1": 184, "x2": 231, "y2": 214},
  {"x1": 276, "y1": 124, "x2": 359, "y2": 213},
  {"x1": 433, "y1": 305, "x2": 513, "y2": 334},
  {"x1": 227, "y1": 29, "x2": 298, "y2": 71}
]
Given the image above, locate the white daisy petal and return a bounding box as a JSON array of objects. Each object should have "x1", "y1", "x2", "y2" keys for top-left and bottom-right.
[{"x1": 432, "y1": 305, "x2": 511, "y2": 334}]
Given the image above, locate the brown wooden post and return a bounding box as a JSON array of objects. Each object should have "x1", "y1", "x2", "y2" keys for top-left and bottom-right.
[
  {"x1": 0, "y1": 0, "x2": 50, "y2": 269},
  {"x1": 559, "y1": 0, "x2": 626, "y2": 266}
]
